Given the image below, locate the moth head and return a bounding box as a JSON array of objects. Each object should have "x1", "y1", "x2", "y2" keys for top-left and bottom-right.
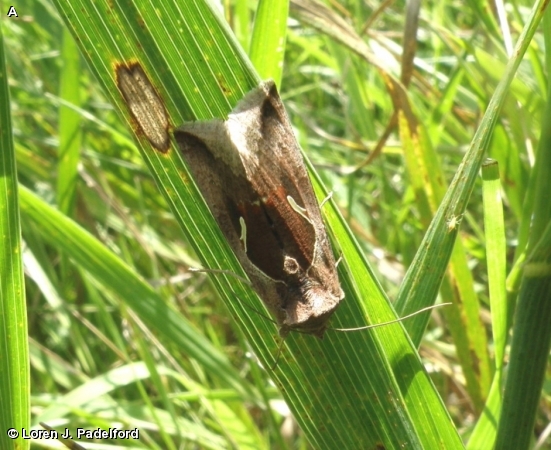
[{"x1": 277, "y1": 280, "x2": 344, "y2": 339}]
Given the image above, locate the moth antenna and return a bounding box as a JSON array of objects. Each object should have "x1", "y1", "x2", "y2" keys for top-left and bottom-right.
[
  {"x1": 332, "y1": 303, "x2": 451, "y2": 332},
  {"x1": 319, "y1": 191, "x2": 333, "y2": 209},
  {"x1": 335, "y1": 255, "x2": 343, "y2": 268},
  {"x1": 189, "y1": 267, "x2": 251, "y2": 286},
  {"x1": 40, "y1": 423, "x2": 87, "y2": 450}
]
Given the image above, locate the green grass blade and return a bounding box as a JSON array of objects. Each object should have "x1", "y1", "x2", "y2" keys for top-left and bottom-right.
[
  {"x1": 57, "y1": 28, "x2": 81, "y2": 216},
  {"x1": 0, "y1": 24, "x2": 29, "y2": 450},
  {"x1": 482, "y1": 160, "x2": 508, "y2": 375},
  {"x1": 467, "y1": 159, "x2": 507, "y2": 448},
  {"x1": 249, "y1": 0, "x2": 288, "y2": 84}
]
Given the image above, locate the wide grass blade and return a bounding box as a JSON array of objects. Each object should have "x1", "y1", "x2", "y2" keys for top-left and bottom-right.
[{"x1": 0, "y1": 23, "x2": 29, "y2": 450}]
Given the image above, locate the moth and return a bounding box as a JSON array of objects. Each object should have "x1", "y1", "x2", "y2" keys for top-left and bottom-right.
[{"x1": 174, "y1": 81, "x2": 344, "y2": 338}]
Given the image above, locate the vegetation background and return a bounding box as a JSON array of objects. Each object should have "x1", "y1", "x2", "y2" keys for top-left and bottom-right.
[{"x1": 1, "y1": 0, "x2": 550, "y2": 449}]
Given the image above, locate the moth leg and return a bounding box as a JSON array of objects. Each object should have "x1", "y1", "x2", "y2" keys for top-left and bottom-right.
[{"x1": 319, "y1": 191, "x2": 333, "y2": 209}]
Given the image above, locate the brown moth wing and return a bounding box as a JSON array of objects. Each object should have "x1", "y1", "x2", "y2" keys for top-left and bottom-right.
[{"x1": 174, "y1": 81, "x2": 344, "y2": 337}]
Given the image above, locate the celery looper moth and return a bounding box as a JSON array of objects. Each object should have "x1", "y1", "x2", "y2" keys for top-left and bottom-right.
[{"x1": 174, "y1": 81, "x2": 344, "y2": 338}]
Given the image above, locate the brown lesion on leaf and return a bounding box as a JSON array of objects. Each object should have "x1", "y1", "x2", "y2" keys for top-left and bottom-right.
[{"x1": 114, "y1": 60, "x2": 170, "y2": 153}]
